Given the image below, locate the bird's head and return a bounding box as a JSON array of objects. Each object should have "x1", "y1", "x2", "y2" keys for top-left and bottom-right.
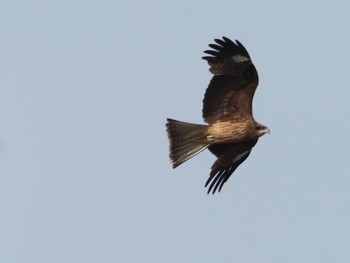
[{"x1": 255, "y1": 123, "x2": 270, "y2": 137}]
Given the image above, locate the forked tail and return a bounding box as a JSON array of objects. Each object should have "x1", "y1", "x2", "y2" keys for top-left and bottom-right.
[{"x1": 166, "y1": 118, "x2": 210, "y2": 168}]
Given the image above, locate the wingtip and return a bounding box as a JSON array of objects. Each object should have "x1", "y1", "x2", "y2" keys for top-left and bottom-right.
[{"x1": 172, "y1": 161, "x2": 180, "y2": 169}]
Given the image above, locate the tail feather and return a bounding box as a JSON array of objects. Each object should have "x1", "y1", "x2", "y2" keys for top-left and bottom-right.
[{"x1": 166, "y1": 118, "x2": 209, "y2": 168}]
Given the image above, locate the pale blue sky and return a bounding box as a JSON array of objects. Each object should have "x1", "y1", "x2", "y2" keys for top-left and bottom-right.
[{"x1": 1, "y1": 0, "x2": 350, "y2": 262}]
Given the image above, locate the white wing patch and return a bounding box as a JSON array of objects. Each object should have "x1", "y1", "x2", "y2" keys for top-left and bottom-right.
[
  {"x1": 233, "y1": 150, "x2": 250, "y2": 163},
  {"x1": 232, "y1": 54, "x2": 250, "y2": 63}
]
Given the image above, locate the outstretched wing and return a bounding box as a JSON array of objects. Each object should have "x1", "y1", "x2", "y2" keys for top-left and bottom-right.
[
  {"x1": 202, "y1": 37, "x2": 259, "y2": 124},
  {"x1": 205, "y1": 139, "x2": 258, "y2": 194}
]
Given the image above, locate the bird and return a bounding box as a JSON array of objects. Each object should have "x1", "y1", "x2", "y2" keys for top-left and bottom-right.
[{"x1": 166, "y1": 36, "x2": 270, "y2": 194}]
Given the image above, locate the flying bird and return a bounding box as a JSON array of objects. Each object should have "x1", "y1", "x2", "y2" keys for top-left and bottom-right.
[{"x1": 166, "y1": 36, "x2": 270, "y2": 194}]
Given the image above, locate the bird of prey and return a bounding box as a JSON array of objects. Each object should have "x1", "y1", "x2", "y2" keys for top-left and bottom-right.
[{"x1": 166, "y1": 36, "x2": 270, "y2": 194}]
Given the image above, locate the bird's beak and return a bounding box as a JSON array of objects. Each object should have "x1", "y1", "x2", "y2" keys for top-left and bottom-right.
[{"x1": 265, "y1": 128, "x2": 271, "y2": 134}]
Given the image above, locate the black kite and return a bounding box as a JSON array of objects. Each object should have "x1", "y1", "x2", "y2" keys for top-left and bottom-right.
[{"x1": 166, "y1": 37, "x2": 270, "y2": 194}]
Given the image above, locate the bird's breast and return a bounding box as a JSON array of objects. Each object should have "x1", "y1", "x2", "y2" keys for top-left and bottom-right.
[{"x1": 207, "y1": 121, "x2": 253, "y2": 143}]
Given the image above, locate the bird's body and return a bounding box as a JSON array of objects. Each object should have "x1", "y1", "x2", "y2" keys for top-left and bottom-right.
[
  {"x1": 207, "y1": 120, "x2": 259, "y2": 143},
  {"x1": 166, "y1": 37, "x2": 270, "y2": 194}
]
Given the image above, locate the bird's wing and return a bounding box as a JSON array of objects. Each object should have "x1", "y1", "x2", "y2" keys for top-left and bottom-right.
[
  {"x1": 202, "y1": 37, "x2": 259, "y2": 124},
  {"x1": 205, "y1": 139, "x2": 258, "y2": 194}
]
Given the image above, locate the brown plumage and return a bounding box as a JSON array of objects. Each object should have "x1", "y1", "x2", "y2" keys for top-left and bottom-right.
[{"x1": 166, "y1": 36, "x2": 270, "y2": 194}]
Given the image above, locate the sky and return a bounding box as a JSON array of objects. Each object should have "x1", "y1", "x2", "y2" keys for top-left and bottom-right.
[{"x1": 1, "y1": 0, "x2": 350, "y2": 262}]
